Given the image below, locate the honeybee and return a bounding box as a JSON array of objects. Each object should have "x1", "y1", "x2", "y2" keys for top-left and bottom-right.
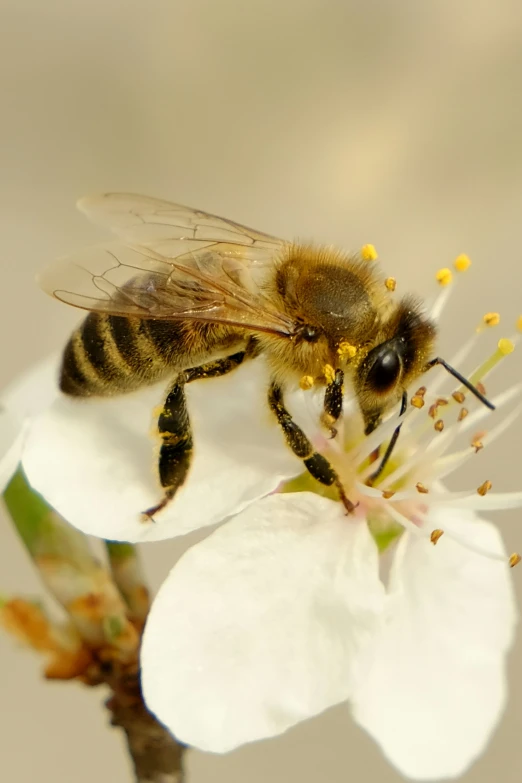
[{"x1": 40, "y1": 193, "x2": 492, "y2": 517}]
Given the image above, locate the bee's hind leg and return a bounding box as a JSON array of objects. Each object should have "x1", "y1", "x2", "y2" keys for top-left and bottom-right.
[
  {"x1": 142, "y1": 350, "x2": 249, "y2": 520},
  {"x1": 268, "y1": 381, "x2": 358, "y2": 514}
]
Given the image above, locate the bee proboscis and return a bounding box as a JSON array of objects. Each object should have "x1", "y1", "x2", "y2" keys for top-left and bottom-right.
[{"x1": 40, "y1": 193, "x2": 493, "y2": 517}]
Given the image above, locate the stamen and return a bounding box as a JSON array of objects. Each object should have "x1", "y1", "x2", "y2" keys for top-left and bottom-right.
[
  {"x1": 361, "y1": 244, "x2": 378, "y2": 261},
  {"x1": 430, "y1": 529, "x2": 444, "y2": 545},
  {"x1": 435, "y1": 267, "x2": 453, "y2": 287},
  {"x1": 385, "y1": 277, "x2": 396, "y2": 292},
  {"x1": 477, "y1": 480, "x2": 492, "y2": 496},
  {"x1": 299, "y1": 375, "x2": 314, "y2": 391},
  {"x1": 478, "y1": 312, "x2": 500, "y2": 330},
  {"x1": 434, "y1": 419, "x2": 444, "y2": 432},
  {"x1": 454, "y1": 254, "x2": 472, "y2": 272},
  {"x1": 463, "y1": 339, "x2": 515, "y2": 393},
  {"x1": 471, "y1": 437, "x2": 484, "y2": 453}
]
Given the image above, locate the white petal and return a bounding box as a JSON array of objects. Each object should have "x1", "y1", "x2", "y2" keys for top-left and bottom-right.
[
  {"x1": 141, "y1": 492, "x2": 385, "y2": 752},
  {"x1": 0, "y1": 356, "x2": 60, "y2": 492},
  {"x1": 23, "y1": 359, "x2": 302, "y2": 542},
  {"x1": 351, "y1": 507, "x2": 517, "y2": 780}
]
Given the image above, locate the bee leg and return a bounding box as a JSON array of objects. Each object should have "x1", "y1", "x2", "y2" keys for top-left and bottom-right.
[
  {"x1": 322, "y1": 369, "x2": 344, "y2": 438},
  {"x1": 268, "y1": 382, "x2": 358, "y2": 514},
  {"x1": 142, "y1": 350, "x2": 249, "y2": 519},
  {"x1": 365, "y1": 390, "x2": 408, "y2": 486}
]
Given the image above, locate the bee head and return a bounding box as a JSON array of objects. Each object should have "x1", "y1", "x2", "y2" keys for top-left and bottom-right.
[{"x1": 354, "y1": 297, "x2": 436, "y2": 434}]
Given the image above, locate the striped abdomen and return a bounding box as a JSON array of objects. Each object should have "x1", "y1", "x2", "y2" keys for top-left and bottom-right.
[{"x1": 60, "y1": 313, "x2": 244, "y2": 397}]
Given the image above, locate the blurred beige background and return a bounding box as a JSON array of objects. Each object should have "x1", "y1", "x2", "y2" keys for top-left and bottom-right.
[{"x1": 1, "y1": 0, "x2": 522, "y2": 780}]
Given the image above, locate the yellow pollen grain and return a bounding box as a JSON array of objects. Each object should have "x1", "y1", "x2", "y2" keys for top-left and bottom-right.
[
  {"x1": 323, "y1": 364, "x2": 336, "y2": 385},
  {"x1": 454, "y1": 254, "x2": 471, "y2": 272},
  {"x1": 477, "y1": 480, "x2": 492, "y2": 496},
  {"x1": 430, "y1": 529, "x2": 444, "y2": 545},
  {"x1": 509, "y1": 553, "x2": 521, "y2": 568},
  {"x1": 498, "y1": 338, "x2": 515, "y2": 356},
  {"x1": 483, "y1": 312, "x2": 500, "y2": 327},
  {"x1": 416, "y1": 482, "x2": 429, "y2": 494},
  {"x1": 434, "y1": 419, "x2": 444, "y2": 432},
  {"x1": 411, "y1": 395, "x2": 425, "y2": 409},
  {"x1": 458, "y1": 407, "x2": 469, "y2": 421},
  {"x1": 361, "y1": 244, "x2": 378, "y2": 261},
  {"x1": 452, "y1": 390, "x2": 465, "y2": 404},
  {"x1": 337, "y1": 342, "x2": 357, "y2": 360},
  {"x1": 435, "y1": 267, "x2": 452, "y2": 287},
  {"x1": 299, "y1": 375, "x2": 314, "y2": 391},
  {"x1": 385, "y1": 277, "x2": 396, "y2": 292}
]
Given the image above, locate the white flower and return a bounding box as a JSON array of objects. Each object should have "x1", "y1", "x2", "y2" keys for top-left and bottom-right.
[{"x1": 14, "y1": 277, "x2": 522, "y2": 780}]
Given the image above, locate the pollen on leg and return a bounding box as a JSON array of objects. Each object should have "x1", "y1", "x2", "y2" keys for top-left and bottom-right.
[
  {"x1": 323, "y1": 364, "x2": 336, "y2": 385},
  {"x1": 477, "y1": 480, "x2": 493, "y2": 496},
  {"x1": 337, "y1": 342, "x2": 357, "y2": 360}
]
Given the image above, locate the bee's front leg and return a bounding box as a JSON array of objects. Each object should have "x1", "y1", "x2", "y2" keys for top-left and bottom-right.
[
  {"x1": 321, "y1": 368, "x2": 344, "y2": 438},
  {"x1": 268, "y1": 381, "x2": 357, "y2": 514},
  {"x1": 142, "y1": 350, "x2": 248, "y2": 520}
]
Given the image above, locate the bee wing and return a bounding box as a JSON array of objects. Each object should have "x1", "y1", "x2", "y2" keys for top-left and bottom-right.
[
  {"x1": 39, "y1": 240, "x2": 296, "y2": 336},
  {"x1": 78, "y1": 192, "x2": 284, "y2": 251}
]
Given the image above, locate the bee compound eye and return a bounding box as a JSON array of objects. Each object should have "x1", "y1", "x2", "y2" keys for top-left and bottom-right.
[{"x1": 367, "y1": 348, "x2": 401, "y2": 392}]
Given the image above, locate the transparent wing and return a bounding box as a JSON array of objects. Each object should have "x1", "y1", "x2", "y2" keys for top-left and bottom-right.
[
  {"x1": 78, "y1": 192, "x2": 284, "y2": 252},
  {"x1": 39, "y1": 241, "x2": 296, "y2": 336}
]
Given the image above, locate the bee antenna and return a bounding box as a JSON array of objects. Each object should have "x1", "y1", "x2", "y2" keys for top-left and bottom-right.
[{"x1": 426, "y1": 357, "x2": 495, "y2": 410}]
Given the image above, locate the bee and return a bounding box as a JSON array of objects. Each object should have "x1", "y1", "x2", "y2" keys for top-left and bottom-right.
[{"x1": 40, "y1": 193, "x2": 493, "y2": 517}]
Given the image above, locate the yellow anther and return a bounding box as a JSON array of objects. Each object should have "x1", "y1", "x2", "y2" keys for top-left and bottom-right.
[
  {"x1": 323, "y1": 364, "x2": 336, "y2": 385},
  {"x1": 428, "y1": 403, "x2": 438, "y2": 419},
  {"x1": 517, "y1": 316, "x2": 522, "y2": 332},
  {"x1": 382, "y1": 490, "x2": 395, "y2": 499},
  {"x1": 454, "y1": 253, "x2": 471, "y2": 272},
  {"x1": 483, "y1": 312, "x2": 500, "y2": 327},
  {"x1": 436, "y1": 397, "x2": 448, "y2": 407},
  {"x1": 299, "y1": 375, "x2": 314, "y2": 391},
  {"x1": 498, "y1": 338, "x2": 515, "y2": 356},
  {"x1": 458, "y1": 407, "x2": 469, "y2": 421},
  {"x1": 385, "y1": 277, "x2": 396, "y2": 292},
  {"x1": 434, "y1": 419, "x2": 444, "y2": 432},
  {"x1": 337, "y1": 342, "x2": 357, "y2": 360},
  {"x1": 509, "y1": 553, "x2": 521, "y2": 568},
  {"x1": 416, "y1": 482, "x2": 429, "y2": 494},
  {"x1": 452, "y1": 390, "x2": 465, "y2": 404},
  {"x1": 477, "y1": 480, "x2": 492, "y2": 496},
  {"x1": 476, "y1": 381, "x2": 486, "y2": 395},
  {"x1": 411, "y1": 395, "x2": 425, "y2": 409},
  {"x1": 430, "y1": 529, "x2": 444, "y2": 545},
  {"x1": 435, "y1": 267, "x2": 452, "y2": 287},
  {"x1": 471, "y1": 438, "x2": 484, "y2": 453},
  {"x1": 415, "y1": 386, "x2": 427, "y2": 398},
  {"x1": 361, "y1": 244, "x2": 378, "y2": 261}
]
